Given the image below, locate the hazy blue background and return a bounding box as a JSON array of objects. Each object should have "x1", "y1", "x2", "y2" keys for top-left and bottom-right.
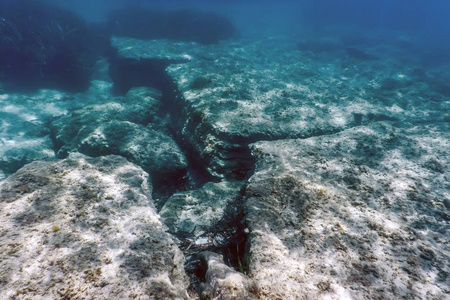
[{"x1": 43, "y1": 0, "x2": 450, "y2": 38}]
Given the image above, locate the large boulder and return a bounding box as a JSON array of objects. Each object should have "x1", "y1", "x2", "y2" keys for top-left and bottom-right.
[
  {"x1": 50, "y1": 87, "x2": 188, "y2": 187},
  {"x1": 0, "y1": 153, "x2": 190, "y2": 299},
  {"x1": 244, "y1": 122, "x2": 449, "y2": 299},
  {"x1": 108, "y1": 37, "x2": 192, "y2": 95},
  {"x1": 78, "y1": 121, "x2": 188, "y2": 187}
]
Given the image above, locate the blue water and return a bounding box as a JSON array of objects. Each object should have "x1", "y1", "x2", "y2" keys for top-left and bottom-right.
[
  {"x1": 1, "y1": 0, "x2": 450, "y2": 92},
  {"x1": 44, "y1": 0, "x2": 450, "y2": 36},
  {"x1": 45, "y1": 0, "x2": 450, "y2": 62}
]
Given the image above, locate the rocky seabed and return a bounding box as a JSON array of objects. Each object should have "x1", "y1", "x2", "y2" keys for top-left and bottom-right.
[{"x1": 1, "y1": 36, "x2": 449, "y2": 299}]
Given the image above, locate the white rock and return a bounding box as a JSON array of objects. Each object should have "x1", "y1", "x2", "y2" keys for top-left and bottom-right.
[
  {"x1": 245, "y1": 122, "x2": 449, "y2": 299},
  {"x1": 0, "y1": 154, "x2": 190, "y2": 299},
  {"x1": 160, "y1": 180, "x2": 244, "y2": 236}
]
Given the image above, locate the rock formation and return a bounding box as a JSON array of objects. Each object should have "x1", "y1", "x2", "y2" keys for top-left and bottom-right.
[{"x1": 0, "y1": 154, "x2": 190, "y2": 299}]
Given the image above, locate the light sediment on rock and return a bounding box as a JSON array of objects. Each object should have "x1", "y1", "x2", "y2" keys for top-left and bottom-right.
[
  {"x1": 0, "y1": 89, "x2": 69, "y2": 180},
  {"x1": 1, "y1": 30, "x2": 450, "y2": 300},
  {"x1": 245, "y1": 122, "x2": 449, "y2": 299},
  {"x1": 166, "y1": 37, "x2": 449, "y2": 179},
  {"x1": 0, "y1": 153, "x2": 190, "y2": 299},
  {"x1": 50, "y1": 87, "x2": 188, "y2": 186},
  {"x1": 160, "y1": 180, "x2": 245, "y2": 236}
]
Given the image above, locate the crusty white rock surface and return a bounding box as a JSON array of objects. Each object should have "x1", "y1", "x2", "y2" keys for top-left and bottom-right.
[
  {"x1": 160, "y1": 180, "x2": 244, "y2": 236},
  {"x1": 2, "y1": 32, "x2": 450, "y2": 300},
  {"x1": 198, "y1": 251, "x2": 257, "y2": 300},
  {"x1": 245, "y1": 122, "x2": 449, "y2": 299},
  {"x1": 0, "y1": 153, "x2": 190, "y2": 299},
  {"x1": 166, "y1": 37, "x2": 449, "y2": 179}
]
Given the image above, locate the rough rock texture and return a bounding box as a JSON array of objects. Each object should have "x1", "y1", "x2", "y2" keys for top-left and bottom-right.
[
  {"x1": 2, "y1": 30, "x2": 450, "y2": 300},
  {"x1": 0, "y1": 65, "x2": 115, "y2": 183},
  {"x1": 198, "y1": 251, "x2": 257, "y2": 300},
  {"x1": 50, "y1": 87, "x2": 188, "y2": 185},
  {"x1": 160, "y1": 180, "x2": 244, "y2": 236},
  {"x1": 111, "y1": 36, "x2": 193, "y2": 63},
  {"x1": 244, "y1": 122, "x2": 449, "y2": 299},
  {"x1": 166, "y1": 36, "x2": 449, "y2": 179},
  {"x1": 100, "y1": 36, "x2": 450, "y2": 299},
  {"x1": 51, "y1": 87, "x2": 163, "y2": 149},
  {"x1": 0, "y1": 153, "x2": 190, "y2": 299}
]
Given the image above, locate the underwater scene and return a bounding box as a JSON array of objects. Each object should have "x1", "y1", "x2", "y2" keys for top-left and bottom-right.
[{"x1": 0, "y1": 0, "x2": 449, "y2": 298}]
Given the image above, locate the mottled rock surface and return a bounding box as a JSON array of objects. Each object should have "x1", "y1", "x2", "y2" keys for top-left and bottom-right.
[
  {"x1": 198, "y1": 251, "x2": 257, "y2": 300},
  {"x1": 0, "y1": 72, "x2": 115, "y2": 183},
  {"x1": 2, "y1": 31, "x2": 450, "y2": 300},
  {"x1": 160, "y1": 180, "x2": 244, "y2": 236},
  {"x1": 0, "y1": 153, "x2": 190, "y2": 299},
  {"x1": 245, "y1": 122, "x2": 449, "y2": 299},
  {"x1": 51, "y1": 87, "x2": 188, "y2": 185},
  {"x1": 166, "y1": 37, "x2": 450, "y2": 179}
]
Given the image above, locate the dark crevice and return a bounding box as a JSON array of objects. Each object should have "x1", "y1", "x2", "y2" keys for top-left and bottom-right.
[
  {"x1": 106, "y1": 54, "x2": 380, "y2": 293},
  {"x1": 107, "y1": 56, "x2": 214, "y2": 202},
  {"x1": 174, "y1": 189, "x2": 249, "y2": 294},
  {"x1": 107, "y1": 56, "x2": 251, "y2": 291},
  {"x1": 159, "y1": 76, "x2": 216, "y2": 187},
  {"x1": 108, "y1": 57, "x2": 189, "y2": 96}
]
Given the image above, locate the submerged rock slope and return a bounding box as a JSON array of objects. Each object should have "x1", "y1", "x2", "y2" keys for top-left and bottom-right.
[
  {"x1": 0, "y1": 33, "x2": 449, "y2": 299},
  {"x1": 166, "y1": 37, "x2": 449, "y2": 180},
  {"x1": 245, "y1": 122, "x2": 449, "y2": 299},
  {"x1": 163, "y1": 36, "x2": 449, "y2": 298},
  {"x1": 0, "y1": 0, "x2": 102, "y2": 92},
  {"x1": 50, "y1": 87, "x2": 188, "y2": 188},
  {"x1": 0, "y1": 154, "x2": 190, "y2": 299}
]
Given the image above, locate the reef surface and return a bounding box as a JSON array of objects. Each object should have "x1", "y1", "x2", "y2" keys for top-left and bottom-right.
[{"x1": 1, "y1": 30, "x2": 449, "y2": 299}]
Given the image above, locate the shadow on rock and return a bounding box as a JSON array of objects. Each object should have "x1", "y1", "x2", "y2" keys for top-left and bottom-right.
[{"x1": 106, "y1": 8, "x2": 236, "y2": 45}]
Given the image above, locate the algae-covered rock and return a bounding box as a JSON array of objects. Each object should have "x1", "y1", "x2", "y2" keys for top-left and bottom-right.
[
  {"x1": 50, "y1": 87, "x2": 188, "y2": 186},
  {"x1": 0, "y1": 153, "x2": 190, "y2": 299},
  {"x1": 0, "y1": 0, "x2": 101, "y2": 92},
  {"x1": 244, "y1": 122, "x2": 450, "y2": 299}
]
